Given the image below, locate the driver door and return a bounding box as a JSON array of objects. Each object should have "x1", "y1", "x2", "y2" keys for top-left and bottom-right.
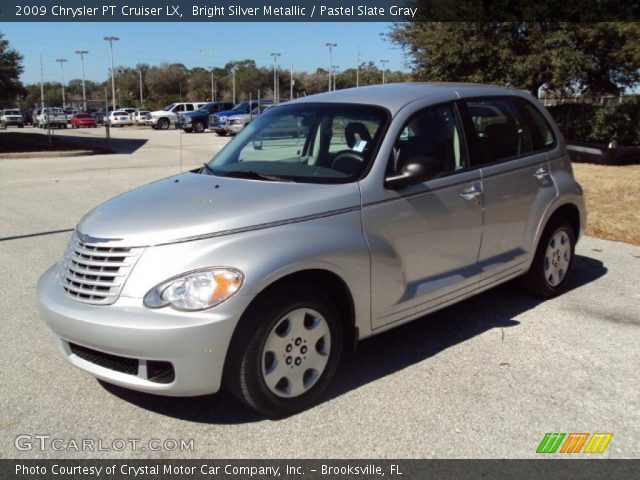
[{"x1": 362, "y1": 102, "x2": 484, "y2": 329}]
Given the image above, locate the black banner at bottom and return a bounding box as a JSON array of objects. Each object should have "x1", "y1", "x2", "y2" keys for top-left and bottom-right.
[{"x1": 2, "y1": 459, "x2": 639, "y2": 480}]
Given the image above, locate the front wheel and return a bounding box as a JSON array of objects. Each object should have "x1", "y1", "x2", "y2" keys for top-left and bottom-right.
[
  {"x1": 521, "y1": 218, "x2": 576, "y2": 298},
  {"x1": 157, "y1": 118, "x2": 170, "y2": 130},
  {"x1": 193, "y1": 121, "x2": 205, "y2": 133},
  {"x1": 225, "y1": 285, "x2": 343, "y2": 417}
]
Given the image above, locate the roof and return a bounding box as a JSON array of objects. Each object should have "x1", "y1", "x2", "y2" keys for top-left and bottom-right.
[{"x1": 290, "y1": 82, "x2": 531, "y2": 115}]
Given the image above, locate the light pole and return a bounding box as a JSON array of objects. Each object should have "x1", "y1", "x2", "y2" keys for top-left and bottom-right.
[
  {"x1": 380, "y1": 59, "x2": 389, "y2": 84},
  {"x1": 356, "y1": 47, "x2": 361, "y2": 87},
  {"x1": 104, "y1": 36, "x2": 119, "y2": 110},
  {"x1": 231, "y1": 65, "x2": 237, "y2": 104},
  {"x1": 332, "y1": 66, "x2": 339, "y2": 91},
  {"x1": 270, "y1": 52, "x2": 281, "y2": 102},
  {"x1": 290, "y1": 64, "x2": 294, "y2": 100},
  {"x1": 39, "y1": 54, "x2": 45, "y2": 109},
  {"x1": 200, "y1": 49, "x2": 215, "y2": 101},
  {"x1": 75, "y1": 50, "x2": 88, "y2": 111},
  {"x1": 139, "y1": 68, "x2": 144, "y2": 107},
  {"x1": 325, "y1": 42, "x2": 337, "y2": 91},
  {"x1": 56, "y1": 58, "x2": 67, "y2": 108}
]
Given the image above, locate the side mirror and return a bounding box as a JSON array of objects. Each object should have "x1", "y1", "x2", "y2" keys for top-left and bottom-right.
[{"x1": 384, "y1": 156, "x2": 441, "y2": 189}]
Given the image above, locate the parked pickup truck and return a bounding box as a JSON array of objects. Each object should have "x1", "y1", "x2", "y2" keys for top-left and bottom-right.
[
  {"x1": 1, "y1": 109, "x2": 24, "y2": 128},
  {"x1": 208, "y1": 100, "x2": 273, "y2": 136},
  {"x1": 179, "y1": 102, "x2": 234, "y2": 133},
  {"x1": 223, "y1": 104, "x2": 275, "y2": 135},
  {"x1": 148, "y1": 102, "x2": 207, "y2": 130},
  {"x1": 36, "y1": 108, "x2": 68, "y2": 129}
]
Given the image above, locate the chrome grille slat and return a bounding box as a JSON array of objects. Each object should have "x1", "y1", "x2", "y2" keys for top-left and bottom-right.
[
  {"x1": 60, "y1": 233, "x2": 143, "y2": 305},
  {"x1": 65, "y1": 264, "x2": 127, "y2": 278}
]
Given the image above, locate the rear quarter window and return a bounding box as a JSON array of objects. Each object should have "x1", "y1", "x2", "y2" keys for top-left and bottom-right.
[{"x1": 517, "y1": 99, "x2": 556, "y2": 151}]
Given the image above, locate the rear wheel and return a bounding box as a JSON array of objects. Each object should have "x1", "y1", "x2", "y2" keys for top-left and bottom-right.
[
  {"x1": 225, "y1": 284, "x2": 343, "y2": 417},
  {"x1": 158, "y1": 118, "x2": 170, "y2": 130},
  {"x1": 521, "y1": 218, "x2": 576, "y2": 298}
]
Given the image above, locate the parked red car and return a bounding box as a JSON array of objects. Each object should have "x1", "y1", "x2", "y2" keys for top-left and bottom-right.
[{"x1": 70, "y1": 113, "x2": 97, "y2": 128}]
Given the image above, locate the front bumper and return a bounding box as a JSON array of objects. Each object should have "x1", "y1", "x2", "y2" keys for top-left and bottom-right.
[
  {"x1": 224, "y1": 124, "x2": 245, "y2": 134},
  {"x1": 37, "y1": 265, "x2": 245, "y2": 396},
  {"x1": 3, "y1": 118, "x2": 24, "y2": 126}
]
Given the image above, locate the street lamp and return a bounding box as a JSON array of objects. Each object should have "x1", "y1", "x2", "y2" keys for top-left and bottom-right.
[
  {"x1": 75, "y1": 50, "x2": 88, "y2": 111},
  {"x1": 104, "y1": 36, "x2": 119, "y2": 110},
  {"x1": 270, "y1": 52, "x2": 281, "y2": 102},
  {"x1": 332, "y1": 66, "x2": 339, "y2": 91},
  {"x1": 325, "y1": 42, "x2": 337, "y2": 91},
  {"x1": 56, "y1": 58, "x2": 67, "y2": 108},
  {"x1": 380, "y1": 59, "x2": 389, "y2": 84}
]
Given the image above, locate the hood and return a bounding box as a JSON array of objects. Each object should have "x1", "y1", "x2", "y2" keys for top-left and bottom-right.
[
  {"x1": 150, "y1": 109, "x2": 175, "y2": 117},
  {"x1": 77, "y1": 172, "x2": 360, "y2": 247},
  {"x1": 214, "y1": 109, "x2": 244, "y2": 118}
]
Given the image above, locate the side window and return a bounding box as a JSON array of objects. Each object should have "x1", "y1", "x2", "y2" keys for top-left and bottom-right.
[
  {"x1": 185, "y1": 104, "x2": 195, "y2": 112},
  {"x1": 464, "y1": 98, "x2": 532, "y2": 165},
  {"x1": 392, "y1": 103, "x2": 465, "y2": 177},
  {"x1": 518, "y1": 99, "x2": 555, "y2": 151}
]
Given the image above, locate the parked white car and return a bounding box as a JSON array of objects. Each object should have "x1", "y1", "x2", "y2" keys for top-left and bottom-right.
[
  {"x1": 108, "y1": 110, "x2": 134, "y2": 127},
  {"x1": 1, "y1": 109, "x2": 24, "y2": 128},
  {"x1": 133, "y1": 111, "x2": 150, "y2": 126},
  {"x1": 148, "y1": 102, "x2": 207, "y2": 130}
]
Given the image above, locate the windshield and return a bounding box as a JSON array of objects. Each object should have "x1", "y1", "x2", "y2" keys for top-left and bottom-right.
[
  {"x1": 5, "y1": 110, "x2": 20, "y2": 115},
  {"x1": 163, "y1": 103, "x2": 177, "y2": 111},
  {"x1": 206, "y1": 102, "x2": 388, "y2": 184},
  {"x1": 231, "y1": 102, "x2": 249, "y2": 112}
]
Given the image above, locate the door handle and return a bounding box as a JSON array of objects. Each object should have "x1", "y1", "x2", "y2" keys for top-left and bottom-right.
[
  {"x1": 459, "y1": 186, "x2": 482, "y2": 201},
  {"x1": 533, "y1": 167, "x2": 550, "y2": 181}
]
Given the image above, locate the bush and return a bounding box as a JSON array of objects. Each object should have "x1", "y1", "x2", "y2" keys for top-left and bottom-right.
[{"x1": 547, "y1": 97, "x2": 640, "y2": 146}]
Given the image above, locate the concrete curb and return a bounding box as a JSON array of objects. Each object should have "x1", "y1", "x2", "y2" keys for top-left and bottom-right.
[{"x1": 0, "y1": 148, "x2": 112, "y2": 159}]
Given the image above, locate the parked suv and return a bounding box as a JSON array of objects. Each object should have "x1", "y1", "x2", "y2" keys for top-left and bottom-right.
[
  {"x1": 37, "y1": 84, "x2": 585, "y2": 417},
  {"x1": 179, "y1": 102, "x2": 234, "y2": 133},
  {"x1": 1, "y1": 109, "x2": 24, "y2": 128},
  {"x1": 148, "y1": 102, "x2": 207, "y2": 130},
  {"x1": 208, "y1": 100, "x2": 273, "y2": 136},
  {"x1": 224, "y1": 103, "x2": 275, "y2": 135}
]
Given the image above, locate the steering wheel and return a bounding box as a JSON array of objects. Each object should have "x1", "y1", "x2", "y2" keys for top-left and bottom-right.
[{"x1": 331, "y1": 150, "x2": 364, "y2": 175}]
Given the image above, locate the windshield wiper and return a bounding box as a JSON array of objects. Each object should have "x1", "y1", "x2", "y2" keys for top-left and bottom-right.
[
  {"x1": 220, "y1": 170, "x2": 290, "y2": 182},
  {"x1": 201, "y1": 163, "x2": 217, "y2": 176}
]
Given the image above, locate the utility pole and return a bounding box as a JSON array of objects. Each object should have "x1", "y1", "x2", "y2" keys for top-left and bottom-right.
[
  {"x1": 56, "y1": 58, "x2": 67, "y2": 108},
  {"x1": 380, "y1": 59, "x2": 389, "y2": 84},
  {"x1": 270, "y1": 53, "x2": 281, "y2": 103},
  {"x1": 75, "y1": 51, "x2": 88, "y2": 111},
  {"x1": 209, "y1": 68, "x2": 215, "y2": 102},
  {"x1": 356, "y1": 47, "x2": 361, "y2": 87},
  {"x1": 39, "y1": 54, "x2": 45, "y2": 109},
  {"x1": 104, "y1": 36, "x2": 119, "y2": 111},
  {"x1": 332, "y1": 66, "x2": 339, "y2": 91},
  {"x1": 325, "y1": 42, "x2": 337, "y2": 91}
]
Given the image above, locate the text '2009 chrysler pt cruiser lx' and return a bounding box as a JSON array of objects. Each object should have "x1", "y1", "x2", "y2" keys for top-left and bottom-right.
[{"x1": 38, "y1": 83, "x2": 586, "y2": 417}]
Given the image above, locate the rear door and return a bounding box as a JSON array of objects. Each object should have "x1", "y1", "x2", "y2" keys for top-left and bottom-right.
[{"x1": 459, "y1": 96, "x2": 557, "y2": 278}]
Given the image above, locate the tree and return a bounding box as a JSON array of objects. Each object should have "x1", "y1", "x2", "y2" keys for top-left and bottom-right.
[
  {"x1": 0, "y1": 32, "x2": 25, "y2": 104},
  {"x1": 390, "y1": 21, "x2": 640, "y2": 96}
]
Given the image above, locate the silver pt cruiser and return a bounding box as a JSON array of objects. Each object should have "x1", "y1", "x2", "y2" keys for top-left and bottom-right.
[{"x1": 38, "y1": 83, "x2": 586, "y2": 417}]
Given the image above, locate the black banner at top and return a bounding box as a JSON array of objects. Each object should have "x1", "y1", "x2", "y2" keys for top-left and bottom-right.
[{"x1": 1, "y1": 0, "x2": 639, "y2": 22}]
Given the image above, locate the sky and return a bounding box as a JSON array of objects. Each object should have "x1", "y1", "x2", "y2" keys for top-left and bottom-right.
[{"x1": 2, "y1": 22, "x2": 410, "y2": 85}]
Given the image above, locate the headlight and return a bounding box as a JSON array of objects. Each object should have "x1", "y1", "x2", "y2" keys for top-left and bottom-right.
[{"x1": 143, "y1": 268, "x2": 244, "y2": 311}]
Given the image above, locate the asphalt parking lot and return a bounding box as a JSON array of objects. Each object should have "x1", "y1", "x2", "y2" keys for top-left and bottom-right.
[{"x1": 0, "y1": 126, "x2": 639, "y2": 459}]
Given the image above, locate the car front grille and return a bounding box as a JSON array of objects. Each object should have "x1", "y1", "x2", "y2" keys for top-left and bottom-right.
[{"x1": 60, "y1": 233, "x2": 143, "y2": 305}]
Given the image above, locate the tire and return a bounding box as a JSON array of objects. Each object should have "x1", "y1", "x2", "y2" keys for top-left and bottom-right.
[
  {"x1": 193, "y1": 121, "x2": 205, "y2": 133},
  {"x1": 215, "y1": 130, "x2": 227, "y2": 136},
  {"x1": 225, "y1": 284, "x2": 344, "y2": 417},
  {"x1": 521, "y1": 217, "x2": 576, "y2": 298},
  {"x1": 183, "y1": 128, "x2": 193, "y2": 133},
  {"x1": 158, "y1": 118, "x2": 170, "y2": 130}
]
